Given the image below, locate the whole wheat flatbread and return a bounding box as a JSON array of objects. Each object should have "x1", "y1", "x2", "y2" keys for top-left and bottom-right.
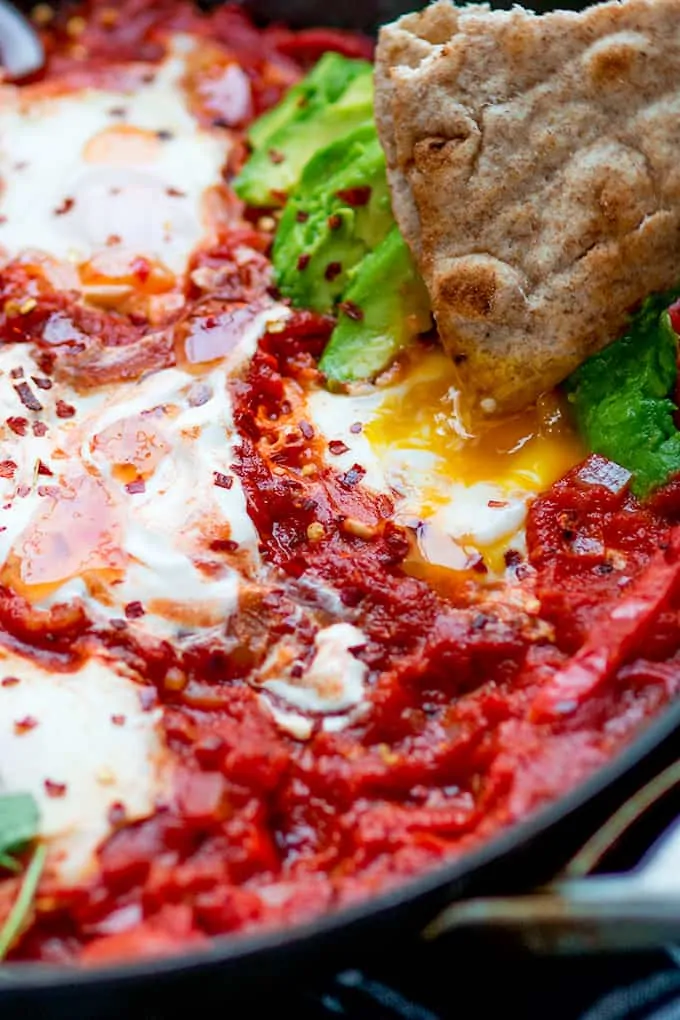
[{"x1": 376, "y1": 0, "x2": 680, "y2": 414}]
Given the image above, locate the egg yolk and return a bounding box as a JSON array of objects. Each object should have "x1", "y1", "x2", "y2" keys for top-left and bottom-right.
[
  {"x1": 365, "y1": 348, "x2": 585, "y2": 498},
  {"x1": 362, "y1": 347, "x2": 586, "y2": 585}
]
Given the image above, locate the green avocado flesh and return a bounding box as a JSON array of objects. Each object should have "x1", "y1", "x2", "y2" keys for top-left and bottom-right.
[
  {"x1": 235, "y1": 53, "x2": 432, "y2": 384},
  {"x1": 273, "y1": 123, "x2": 392, "y2": 313},
  {"x1": 565, "y1": 290, "x2": 680, "y2": 498},
  {"x1": 233, "y1": 54, "x2": 374, "y2": 208},
  {"x1": 319, "y1": 226, "x2": 432, "y2": 383}
]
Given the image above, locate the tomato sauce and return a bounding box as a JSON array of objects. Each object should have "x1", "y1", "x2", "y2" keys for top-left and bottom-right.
[{"x1": 4, "y1": 0, "x2": 680, "y2": 966}]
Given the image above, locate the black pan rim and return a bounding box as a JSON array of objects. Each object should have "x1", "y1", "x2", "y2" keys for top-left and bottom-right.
[{"x1": 2, "y1": 692, "x2": 680, "y2": 993}]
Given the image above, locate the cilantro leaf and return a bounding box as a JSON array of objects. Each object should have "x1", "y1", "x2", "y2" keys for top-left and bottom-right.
[
  {"x1": 0, "y1": 793, "x2": 39, "y2": 861},
  {"x1": 565, "y1": 287, "x2": 680, "y2": 498},
  {"x1": 0, "y1": 792, "x2": 42, "y2": 959},
  {"x1": 0, "y1": 844, "x2": 46, "y2": 960}
]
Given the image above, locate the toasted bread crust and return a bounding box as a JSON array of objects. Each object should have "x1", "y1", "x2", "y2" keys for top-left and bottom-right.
[{"x1": 376, "y1": 0, "x2": 680, "y2": 413}]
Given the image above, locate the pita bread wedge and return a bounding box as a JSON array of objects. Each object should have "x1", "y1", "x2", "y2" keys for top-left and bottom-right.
[{"x1": 376, "y1": 0, "x2": 680, "y2": 414}]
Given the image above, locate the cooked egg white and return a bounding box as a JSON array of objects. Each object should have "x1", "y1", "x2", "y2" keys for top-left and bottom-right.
[
  {"x1": 0, "y1": 649, "x2": 170, "y2": 883},
  {"x1": 0, "y1": 305, "x2": 291, "y2": 635},
  {"x1": 258, "y1": 622, "x2": 369, "y2": 739},
  {"x1": 0, "y1": 35, "x2": 230, "y2": 283}
]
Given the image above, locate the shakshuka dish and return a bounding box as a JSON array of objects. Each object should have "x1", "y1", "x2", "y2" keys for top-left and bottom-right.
[{"x1": 0, "y1": 0, "x2": 679, "y2": 965}]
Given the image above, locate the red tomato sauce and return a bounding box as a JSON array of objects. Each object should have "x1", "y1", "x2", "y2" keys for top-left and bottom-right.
[{"x1": 3, "y1": 0, "x2": 680, "y2": 966}]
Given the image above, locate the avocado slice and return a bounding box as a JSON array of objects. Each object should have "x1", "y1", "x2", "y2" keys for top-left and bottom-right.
[
  {"x1": 233, "y1": 54, "x2": 373, "y2": 208},
  {"x1": 273, "y1": 124, "x2": 393, "y2": 313},
  {"x1": 247, "y1": 52, "x2": 367, "y2": 151},
  {"x1": 319, "y1": 225, "x2": 432, "y2": 383}
]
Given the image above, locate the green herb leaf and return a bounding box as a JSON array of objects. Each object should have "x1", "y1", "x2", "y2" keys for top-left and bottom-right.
[
  {"x1": 0, "y1": 843, "x2": 46, "y2": 959},
  {"x1": 565, "y1": 288, "x2": 680, "y2": 498},
  {"x1": 0, "y1": 793, "x2": 39, "y2": 860},
  {"x1": 0, "y1": 855, "x2": 21, "y2": 874}
]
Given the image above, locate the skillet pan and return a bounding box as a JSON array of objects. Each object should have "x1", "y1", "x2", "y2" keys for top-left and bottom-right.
[{"x1": 1, "y1": 0, "x2": 680, "y2": 1012}]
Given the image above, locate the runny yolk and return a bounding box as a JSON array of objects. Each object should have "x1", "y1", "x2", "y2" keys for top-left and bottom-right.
[{"x1": 365, "y1": 348, "x2": 585, "y2": 496}]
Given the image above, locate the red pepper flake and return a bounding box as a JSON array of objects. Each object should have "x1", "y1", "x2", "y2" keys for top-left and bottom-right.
[
  {"x1": 16, "y1": 484, "x2": 30, "y2": 498},
  {"x1": 10, "y1": 367, "x2": 23, "y2": 380},
  {"x1": 44, "y1": 779, "x2": 67, "y2": 798},
  {"x1": 108, "y1": 106, "x2": 126, "y2": 117},
  {"x1": 30, "y1": 376, "x2": 52, "y2": 390},
  {"x1": 32, "y1": 421, "x2": 47, "y2": 437},
  {"x1": 213, "y1": 472, "x2": 233, "y2": 490},
  {"x1": 37, "y1": 485, "x2": 60, "y2": 497},
  {"x1": 6, "y1": 417, "x2": 27, "y2": 436},
  {"x1": 1, "y1": 676, "x2": 19, "y2": 687},
  {"x1": 125, "y1": 478, "x2": 146, "y2": 494},
  {"x1": 325, "y1": 262, "x2": 342, "y2": 282},
  {"x1": 106, "y1": 233, "x2": 122, "y2": 246},
  {"x1": 107, "y1": 801, "x2": 127, "y2": 827},
  {"x1": 297, "y1": 254, "x2": 310, "y2": 271},
  {"x1": 54, "y1": 196, "x2": 75, "y2": 216},
  {"x1": 296, "y1": 210, "x2": 310, "y2": 223},
  {"x1": 210, "y1": 538, "x2": 239, "y2": 553},
  {"x1": 468, "y1": 555, "x2": 489, "y2": 574},
  {"x1": 299, "y1": 421, "x2": 314, "y2": 440},
  {"x1": 349, "y1": 422, "x2": 362, "y2": 434},
  {"x1": 328, "y1": 439, "x2": 350, "y2": 455},
  {"x1": 0, "y1": 216, "x2": 7, "y2": 226},
  {"x1": 14, "y1": 382, "x2": 42, "y2": 412},
  {"x1": 268, "y1": 149, "x2": 285, "y2": 164},
  {"x1": 504, "y1": 549, "x2": 523, "y2": 568},
  {"x1": 336, "y1": 186, "x2": 371, "y2": 206},
  {"x1": 55, "y1": 400, "x2": 76, "y2": 419},
  {"x1": 339, "y1": 301, "x2": 364, "y2": 321},
  {"x1": 131, "y1": 256, "x2": 151, "y2": 283},
  {"x1": 36, "y1": 351, "x2": 55, "y2": 376},
  {"x1": 488, "y1": 499, "x2": 509, "y2": 509},
  {"x1": 111, "y1": 714, "x2": 126, "y2": 726},
  {"x1": 37, "y1": 460, "x2": 53, "y2": 476},
  {"x1": 0, "y1": 460, "x2": 17, "y2": 478},
  {"x1": 339, "y1": 464, "x2": 366, "y2": 487},
  {"x1": 327, "y1": 213, "x2": 342, "y2": 230},
  {"x1": 166, "y1": 186, "x2": 186, "y2": 197},
  {"x1": 156, "y1": 129, "x2": 174, "y2": 141},
  {"x1": 124, "y1": 601, "x2": 145, "y2": 620},
  {"x1": 14, "y1": 715, "x2": 38, "y2": 735}
]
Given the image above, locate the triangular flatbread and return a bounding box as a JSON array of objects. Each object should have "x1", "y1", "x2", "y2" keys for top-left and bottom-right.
[{"x1": 376, "y1": 0, "x2": 680, "y2": 414}]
